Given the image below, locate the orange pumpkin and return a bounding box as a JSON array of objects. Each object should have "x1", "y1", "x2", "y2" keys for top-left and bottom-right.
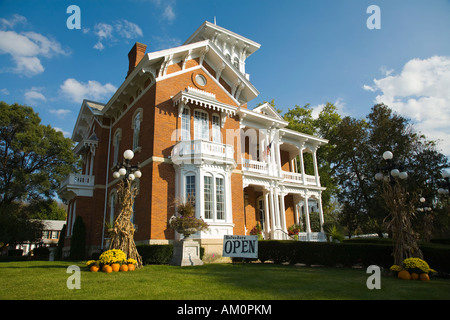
[
  {"x1": 420, "y1": 273, "x2": 430, "y2": 281},
  {"x1": 120, "y1": 264, "x2": 128, "y2": 272},
  {"x1": 102, "y1": 265, "x2": 109, "y2": 272},
  {"x1": 111, "y1": 263, "x2": 120, "y2": 272},
  {"x1": 127, "y1": 264, "x2": 135, "y2": 271},
  {"x1": 103, "y1": 265, "x2": 113, "y2": 273},
  {"x1": 90, "y1": 265, "x2": 99, "y2": 272},
  {"x1": 410, "y1": 273, "x2": 419, "y2": 280},
  {"x1": 398, "y1": 270, "x2": 411, "y2": 280}
]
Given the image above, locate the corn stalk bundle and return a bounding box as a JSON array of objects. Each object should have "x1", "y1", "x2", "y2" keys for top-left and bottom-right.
[
  {"x1": 109, "y1": 180, "x2": 143, "y2": 268},
  {"x1": 382, "y1": 181, "x2": 423, "y2": 266}
]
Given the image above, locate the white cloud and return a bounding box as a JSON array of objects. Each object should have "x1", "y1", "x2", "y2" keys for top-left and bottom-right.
[
  {"x1": 311, "y1": 98, "x2": 349, "y2": 119},
  {"x1": 163, "y1": 4, "x2": 176, "y2": 21},
  {"x1": 115, "y1": 19, "x2": 143, "y2": 39},
  {"x1": 54, "y1": 127, "x2": 71, "y2": 137},
  {"x1": 0, "y1": 30, "x2": 68, "y2": 76},
  {"x1": 50, "y1": 109, "x2": 71, "y2": 119},
  {"x1": 0, "y1": 14, "x2": 27, "y2": 30},
  {"x1": 24, "y1": 88, "x2": 46, "y2": 105},
  {"x1": 0, "y1": 88, "x2": 10, "y2": 95},
  {"x1": 90, "y1": 19, "x2": 143, "y2": 50},
  {"x1": 60, "y1": 78, "x2": 117, "y2": 103},
  {"x1": 364, "y1": 56, "x2": 450, "y2": 156}
]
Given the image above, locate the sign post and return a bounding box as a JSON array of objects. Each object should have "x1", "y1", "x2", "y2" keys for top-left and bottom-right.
[{"x1": 222, "y1": 235, "x2": 258, "y2": 263}]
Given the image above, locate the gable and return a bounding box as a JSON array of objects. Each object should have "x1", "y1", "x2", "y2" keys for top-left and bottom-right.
[{"x1": 252, "y1": 102, "x2": 284, "y2": 121}]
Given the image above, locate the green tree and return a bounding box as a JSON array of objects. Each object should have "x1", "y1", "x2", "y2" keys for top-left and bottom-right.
[
  {"x1": 69, "y1": 216, "x2": 86, "y2": 260},
  {"x1": 0, "y1": 102, "x2": 77, "y2": 249},
  {"x1": 332, "y1": 104, "x2": 449, "y2": 237},
  {"x1": 283, "y1": 102, "x2": 341, "y2": 214}
]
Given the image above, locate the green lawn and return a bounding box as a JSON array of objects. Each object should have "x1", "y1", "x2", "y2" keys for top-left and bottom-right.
[{"x1": 1, "y1": 260, "x2": 449, "y2": 300}]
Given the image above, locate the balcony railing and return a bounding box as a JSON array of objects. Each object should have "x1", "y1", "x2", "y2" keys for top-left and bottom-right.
[
  {"x1": 241, "y1": 159, "x2": 268, "y2": 174},
  {"x1": 281, "y1": 171, "x2": 318, "y2": 185},
  {"x1": 241, "y1": 159, "x2": 320, "y2": 187},
  {"x1": 58, "y1": 173, "x2": 95, "y2": 200},
  {"x1": 171, "y1": 140, "x2": 235, "y2": 166}
]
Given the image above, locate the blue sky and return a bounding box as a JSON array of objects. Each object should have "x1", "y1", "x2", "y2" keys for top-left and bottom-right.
[{"x1": 1, "y1": 0, "x2": 450, "y2": 156}]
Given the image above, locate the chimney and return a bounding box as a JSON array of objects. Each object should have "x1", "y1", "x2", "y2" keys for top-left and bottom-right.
[{"x1": 127, "y1": 42, "x2": 147, "y2": 78}]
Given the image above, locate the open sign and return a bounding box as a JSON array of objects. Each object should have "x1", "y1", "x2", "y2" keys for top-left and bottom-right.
[{"x1": 223, "y1": 235, "x2": 258, "y2": 259}]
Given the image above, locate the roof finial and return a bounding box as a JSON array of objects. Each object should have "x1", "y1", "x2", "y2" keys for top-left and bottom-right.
[{"x1": 214, "y1": 16, "x2": 216, "y2": 25}]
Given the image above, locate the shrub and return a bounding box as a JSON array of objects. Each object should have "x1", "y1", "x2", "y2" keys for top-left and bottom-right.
[
  {"x1": 69, "y1": 216, "x2": 86, "y2": 260},
  {"x1": 137, "y1": 244, "x2": 174, "y2": 265}
]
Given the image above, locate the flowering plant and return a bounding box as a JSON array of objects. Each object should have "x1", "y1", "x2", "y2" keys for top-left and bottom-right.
[
  {"x1": 250, "y1": 223, "x2": 262, "y2": 235},
  {"x1": 390, "y1": 258, "x2": 436, "y2": 276},
  {"x1": 169, "y1": 198, "x2": 209, "y2": 237},
  {"x1": 288, "y1": 224, "x2": 301, "y2": 236},
  {"x1": 99, "y1": 249, "x2": 127, "y2": 266},
  {"x1": 127, "y1": 258, "x2": 137, "y2": 265},
  {"x1": 86, "y1": 260, "x2": 99, "y2": 267},
  {"x1": 402, "y1": 257, "x2": 435, "y2": 274}
]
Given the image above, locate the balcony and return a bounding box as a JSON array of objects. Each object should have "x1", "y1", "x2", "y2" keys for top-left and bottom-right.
[
  {"x1": 58, "y1": 173, "x2": 95, "y2": 201},
  {"x1": 241, "y1": 158, "x2": 320, "y2": 187},
  {"x1": 171, "y1": 140, "x2": 236, "y2": 167}
]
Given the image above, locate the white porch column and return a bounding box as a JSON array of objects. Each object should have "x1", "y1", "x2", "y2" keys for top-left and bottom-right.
[
  {"x1": 269, "y1": 189, "x2": 276, "y2": 238},
  {"x1": 89, "y1": 152, "x2": 94, "y2": 176},
  {"x1": 274, "y1": 133, "x2": 282, "y2": 177},
  {"x1": 312, "y1": 148, "x2": 320, "y2": 187},
  {"x1": 279, "y1": 192, "x2": 287, "y2": 236},
  {"x1": 294, "y1": 202, "x2": 300, "y2": 226},
  {"x1": 299, "y1": 146, "x2": 306, "y2": 185},
  {"x1": 317, "y1": 193, "x2": 325, "y2": 232},
  {"x1": 263, "y1": 190, "x2": 271, "y2": 236},
  {"x1": 273, "y1": 189, "x2": 280, "y2": 230},
  {"x1": 304, "y1": 196, "x2": 311, "y2": 233}
]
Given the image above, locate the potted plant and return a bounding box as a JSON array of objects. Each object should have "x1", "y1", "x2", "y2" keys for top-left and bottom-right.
[
  {"x1": 250, "y1": 223, "x2": 263, "y2": 240},
  {"x1": 169, "y1": 198, "x2": 209, "y2": 239}
]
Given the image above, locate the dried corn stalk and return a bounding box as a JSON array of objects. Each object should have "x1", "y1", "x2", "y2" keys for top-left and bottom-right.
[
  {"x1": 382, "y1": 181, "x2": 423, "y2": 266},
  {"x1": 109, "y1": 180, "x2": 143, "y2": 268}
]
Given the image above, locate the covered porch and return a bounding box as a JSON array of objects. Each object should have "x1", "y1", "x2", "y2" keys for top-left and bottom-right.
[{"x1": 243, "y1": 181, "x2": 326, "y2": 241}]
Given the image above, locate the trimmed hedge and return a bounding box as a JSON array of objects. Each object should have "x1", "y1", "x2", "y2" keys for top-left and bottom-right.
[
  {"x1": 137, "y1": 244, "x2": 173, "y2": 265},
  {"x1": 136, "y1": 244, "x2": 205, "y2": 265},
  {"x1": 258, "y1": 241, "x2": 450, "y2": 273}
]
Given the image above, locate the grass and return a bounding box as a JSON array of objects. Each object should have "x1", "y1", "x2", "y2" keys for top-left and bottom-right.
[{"x1": 1, "y1": 260, "x2": 450, "y2": 300}]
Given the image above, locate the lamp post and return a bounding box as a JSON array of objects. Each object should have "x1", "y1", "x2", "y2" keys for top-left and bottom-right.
[
  {"x1": 112, "y1": 149, "x2": 142, "y2": 184},
  {"x1": 374, "y1": 151, "x2": 408, "y2": 185},
  {"x1": 374, "y1": 150, "x2": 423, "y2": 265},
  {"x1": 109, "y1": 149, "x2": 143, "y2": 268},
  {"x1": 438, "y1": 169, "x2": 450, "y2": 196},
  {"x1": 417, "y1": 197, "x2": 433, "y2": 243},
  {"x1": 416, "y1": 197, "x2": 432, "y2": 213}
]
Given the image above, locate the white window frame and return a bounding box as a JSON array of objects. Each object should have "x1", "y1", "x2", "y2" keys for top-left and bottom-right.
[
  {"x1": 212, "y1": 114, "x2": 221, "y2": 143},
  {"x1": 194, "y1": 109, "x2": 209, "y2": 141},
  {"x1": 132, "y1": 109, "x2": 142, "y2": 151},
  {"x1": 181, "y1": 107, "x2": 190, "y2": 141}
]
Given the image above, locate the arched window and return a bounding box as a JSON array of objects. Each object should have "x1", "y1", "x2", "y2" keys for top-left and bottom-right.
[
  {"x1": 204, "y1": 174, "x2": 213, "y2": 219},
  {"x1": 113, "y1": 129, "x2": 122, "y2": 166},
  {"x1": 215, "y1": 176, "x2": 225, "y2": 220},
  {"x1": 132, "y1": 110, "x2": 142, "y2": 150},
  {"x1": 109, "y1": 191, "x2": 117, "y2": 226}
]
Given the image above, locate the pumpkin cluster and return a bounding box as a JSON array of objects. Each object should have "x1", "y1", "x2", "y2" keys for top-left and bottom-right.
[
  {"x1": 86, "y1": 249, "x2": 137, "y2": 273},
  {"x1": 390, "y1": 257, "x2": 436, "y2": 281}
]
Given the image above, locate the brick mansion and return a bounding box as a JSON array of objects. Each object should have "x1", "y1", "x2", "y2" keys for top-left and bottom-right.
[{"x1": 58, "y1": 21, "x2": 328, "y2": 258}]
